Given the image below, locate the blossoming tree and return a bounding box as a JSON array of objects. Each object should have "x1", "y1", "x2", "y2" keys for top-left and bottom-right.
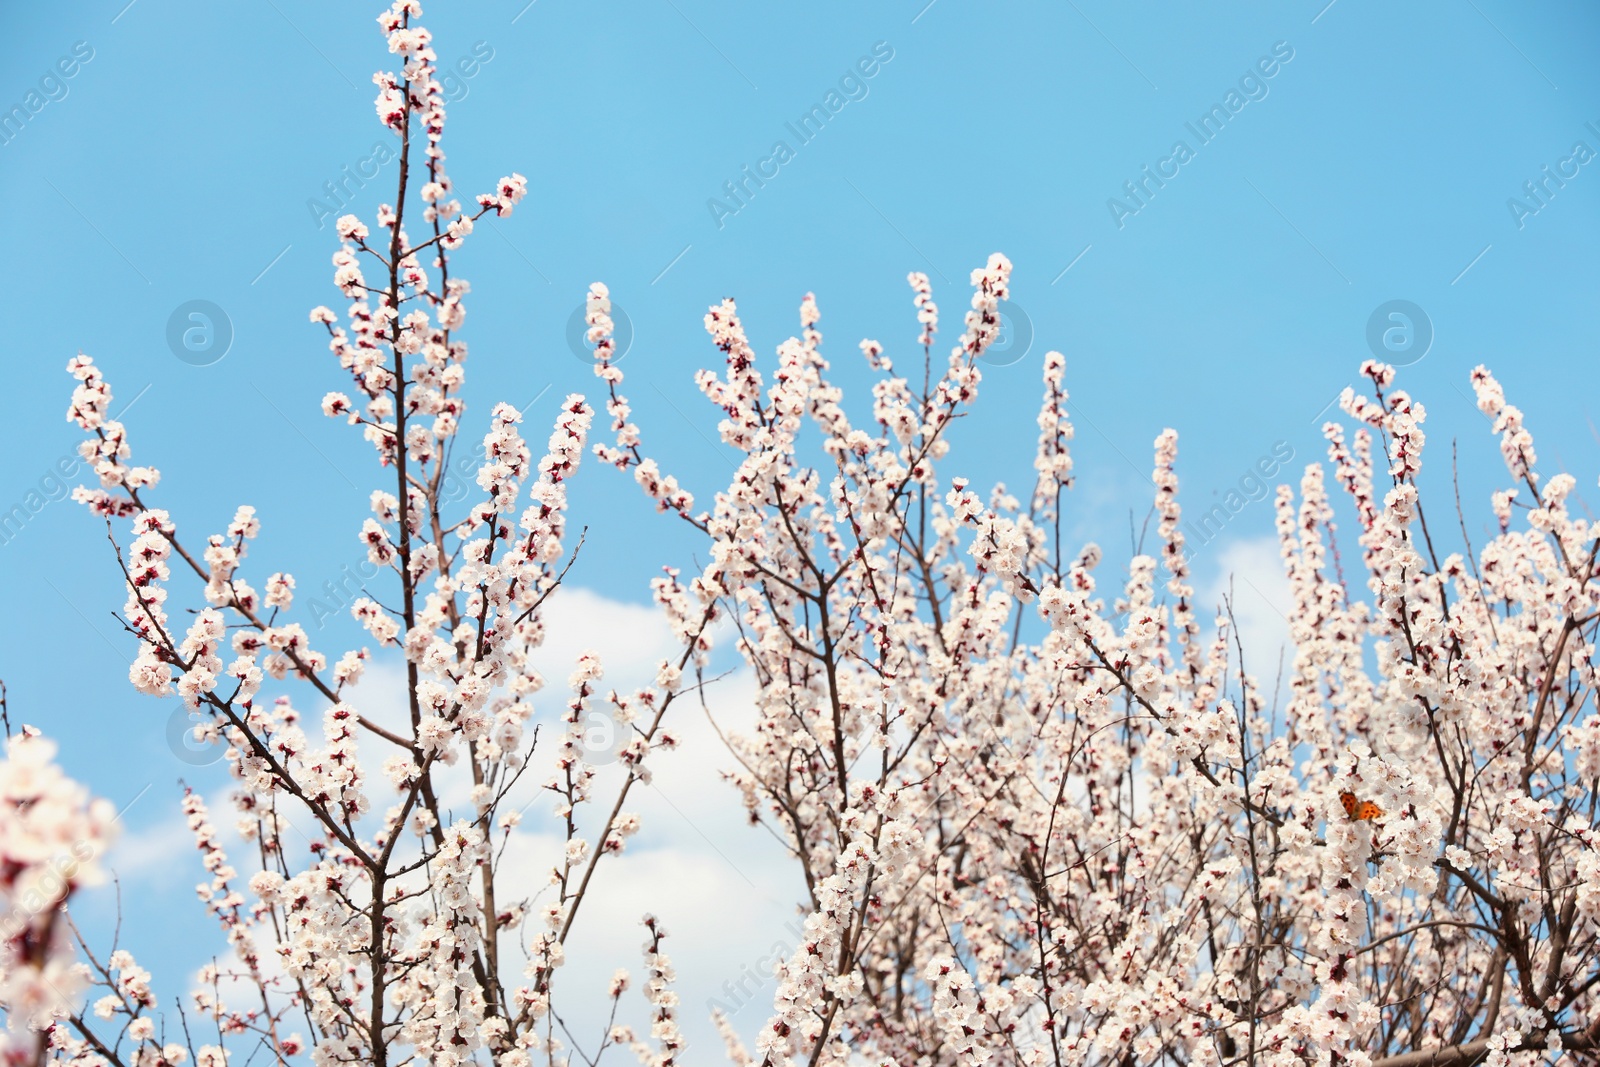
[{"x1": 2, "y1": 2, "x2": 1598, "y2": 1066}]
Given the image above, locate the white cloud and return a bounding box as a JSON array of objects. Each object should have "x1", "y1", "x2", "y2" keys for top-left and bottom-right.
[
  {"x1": 98, "y1": 583, "x2": 807, "y2": 1057},
  {"x1": 103, "y1": 810, "x2": 196, "y2": 887},
  {"x1": 525, "y1": 586, "x2": 687, "y2": 695},
  {"x1": 469, "y1": 591, "x2": 802, "y2": 1054},
  {"x1": 1196, "y1": 534, "x2": 1294, "y2": 706}
]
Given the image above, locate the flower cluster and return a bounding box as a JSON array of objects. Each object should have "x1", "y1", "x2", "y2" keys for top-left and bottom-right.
[
  {"x1": 0, "y1": 732, "x2": 117, "y2": 1064},
  {"x1": 590, "y1": 258, "x2": 1600, "y2": 1065},
  {"x1": 10, "y1": 2, "x2": 1600, "y2": 1065},
  {"x1": 23, "y1": 4, "x2": 717, "y2": 1066}
]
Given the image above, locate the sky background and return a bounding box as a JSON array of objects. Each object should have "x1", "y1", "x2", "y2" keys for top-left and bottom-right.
[{"x1": 3, "y1": 0, "x2": 1599, "y2": 1056}]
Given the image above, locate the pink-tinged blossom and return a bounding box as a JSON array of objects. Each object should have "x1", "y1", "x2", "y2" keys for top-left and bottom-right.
[{"x1": 0, "y1": 734, "x2": 117, "y2": 1062}]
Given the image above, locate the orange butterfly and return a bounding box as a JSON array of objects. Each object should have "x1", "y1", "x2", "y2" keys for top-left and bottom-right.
[{"x1": 1340, "y1": 791, "x2": 1382, "y2": 821}]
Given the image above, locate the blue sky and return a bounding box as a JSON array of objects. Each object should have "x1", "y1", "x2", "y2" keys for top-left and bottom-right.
[{"x1": 3, "y1": 0, "x2": 1599, "y2": 1052}]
